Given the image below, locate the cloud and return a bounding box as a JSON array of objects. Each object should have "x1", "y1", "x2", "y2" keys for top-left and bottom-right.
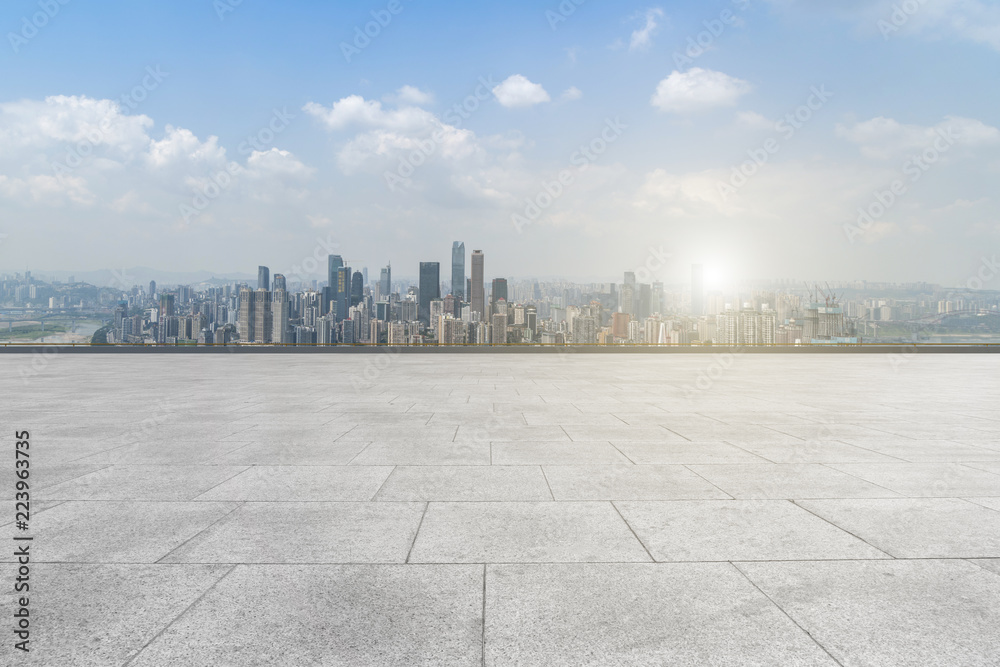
[
  {"x1": 561, "y1": 87, "x2": 583, "y2": 102},
  {"x1": 630, "y1": 8, "x2": 665, "y2": 51},
  {"x1": 651, "y1": 68, "x2": 751, "y2": 113},
  {"x1": 388, "y1": 85, "x2": 434, "y2": 106},
  {"x1": 763, "y1": 0, "x2": 1000, "y2": 50},
  {"x1": 492, "y1": 75, "x2": 551, "y2": 109},
  {"x1": 302, "y1": 95, "x2": 436, "y2": 132},
  {"x1": 837, "y1": 116, "x2": 1000, "y2": 159},
  {"x1": 736, "y1": 111, "x2": 772, "y2": 130},
  {"x1": 0, "y1": 95, "x2": 312, "y2": 220}
]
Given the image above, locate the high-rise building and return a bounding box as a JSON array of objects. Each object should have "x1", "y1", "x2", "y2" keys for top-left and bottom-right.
[
  {"x1": 148, "y1": 280, "x2": 156, "y2": 298},
  {"x1": 351, "y1": 271, "x2": 363, "y2": 306},
  {"x1": 491, "y1": 313, "x2": 508, "y2": 345},
  {"x1": 471, "y1": 250, "x2": 485, "y2": 320},
  {"x1": 335, "y1": 266, "x2": 351, "y2": 322},
  {"x1": 328, "y1": 255, "x2": 344, "y2": 290},
  {"x1": 418, "y1": 262, "x2": 440, "y2": 326},
  {"x1": 237, "y1": 287, "x2": 255, "y2": 342},
  {"x1": 272, "y1": 287, "x2": 289, "y2": 344},
  {"x1": 451, "y1": 242, "x2": 465, "y2": 300},
  {"x1": 253, "y1": 288, "x2": 273, "y2": 343},
  {"x1": 691, "y1": 264, "x2": 705, "y2": 316},
  {"x1": 490, "y1": 278, "x2": 508, "y2": 313},
  {"x1": 379, "y1": 264, "x2": 391, "y2": 298},
  {"x1": 258, "y1": 266, "x2": 270, "y2": 290},
  {"x1": 273, "y1": 273, "x2": 286, "y2": 292}
]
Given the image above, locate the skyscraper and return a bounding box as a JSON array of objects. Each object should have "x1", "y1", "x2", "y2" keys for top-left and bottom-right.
[
  {"x1": 490, "y1": 278, "x2": 508, "y2": 313},
  {"x1": 272, "y1": 284, "x2": 289, "y2": 344},
  {"x1": 451, "y1": 242, "x2": 465, "y2": 300},
  {"x1": 148, "y1": 280, "x2": 156, "y2": 298},
  {"x1": 328, "y1": 255, "x2": 343, "y2": 290},
  {"x1": 351, "y1": 271, "x2": 363, "y2": 306},
  {"x1": 335, "y1": 266, "x2": 351, "y2": 322},
  {"x1": 471, "y1": 250, "x2": 484, "y2": 319},
  {"x1": 418, "y1": 262, "x2": 440, "y2": 326},
  {"x1": 691, "y1": 264, "x2": 705, "y2": 317},
  {"x1": 237, "y1": 287, "x2": 255, "y2": 342},
  {"x1": 379, "y1": 263, "x2": 391, "y2": 298},
  {"x1": 253, "y1": 287, "x2": 273, "y2": 343},
  {"x1": 258, "y1": 266, "x2": 270, "y2": 291}
]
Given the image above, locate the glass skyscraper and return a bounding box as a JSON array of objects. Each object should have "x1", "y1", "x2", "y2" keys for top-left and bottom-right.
[
  {"x1": 451, "y1": 242, "x2": 465, "y2": 300},
  {"x1": 418, "y1": 262, "x2": 440, "y2": 325}
]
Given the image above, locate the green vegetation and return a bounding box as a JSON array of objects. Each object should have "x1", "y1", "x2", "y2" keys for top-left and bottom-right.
[
  {"x1": 0, "y1": 324, "x2": 68, "y2": 341},
  {"x1": 91, "y1": 326, "x2": 112, "y2": 345}
]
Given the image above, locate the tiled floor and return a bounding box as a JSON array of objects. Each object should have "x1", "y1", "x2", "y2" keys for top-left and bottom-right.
[{"x1": 2, "y1": 353, "x2": 1000, "y2": 665}]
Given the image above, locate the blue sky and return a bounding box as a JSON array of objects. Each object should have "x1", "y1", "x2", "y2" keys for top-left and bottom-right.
[{"x1": 1, "y1": 0, "x2": 998, "y2": 286}]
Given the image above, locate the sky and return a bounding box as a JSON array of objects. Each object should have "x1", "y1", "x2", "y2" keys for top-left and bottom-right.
[{"x1": 0, "y1": 0, "x2": 998, "y2": 287}]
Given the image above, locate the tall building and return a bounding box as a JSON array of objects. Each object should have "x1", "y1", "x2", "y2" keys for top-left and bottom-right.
[
  {"x1": 148, "y1": 280, "x2": 156, "y2": 298},
  {"x1": 490, "y1": 278, "x2": 508, "y2": 313},
  {"x1": 379, "y1": 263, "x2": 391, "y2": 298},
  {"x1": 451, "y1": 242, "x2": 465, "y2": 300},
  {"x1": 157, "y1": 293, "x2": 175, "y2": 344},
  {"x1": 258, "y1": 266, "x2": 270, "y2": 290},
  {"x1": 273, "y1": 273, "x2": 286, "y2": 292},
  {"x1": 272, "y1": 287, "x2": 289, "y2": 344},
  {"x1": 691, "y1": 264, "x2": 705, "y2": 316},
  {"x1": 418, "y1": 262, "x2": 440, "y2": 326},
  {"x1": 328, "y1": 255, "x2": 344, "y2": 290},
  {"x1": 471, "y1": 250, "x2": 485, "y2": 320},
  {"x1": 335, "y1": 266, "x2": 351, "y2": 322},
  {"x1": 237, "y1": 287, "x2": 255, "y2": 342},
  {"x1": 351, "y1": 271, "x2": 363, "y2": 306},
  {"x1": 252, "y1": 288, "x2": 273, "y2": 343}
]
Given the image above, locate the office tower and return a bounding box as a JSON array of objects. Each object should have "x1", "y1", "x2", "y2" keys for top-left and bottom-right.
[
  {"x1": 335, "y1": 266, "x2": 351, "y2": 322},
  {"x1": 624, "y1": 271, "x2": 636, "y2": 287},
  {"x1": 691, "y1": 264, "x2": 705, "y2": 316},
  {"x1": 351, "y1": 271, "x2": 363, "y2": 306},
  {"x1": 273, "y1": 273, "x2": 286, "y2": 292},
  {"x1": 418, "y1": 262, "x2": 441, "y2": 326},
  {"x1": 328, "y1": 255, "x2": 343, "y2": 290},
  {"x1": 443, "y1": 293, "x2": 460, "y2": 318},
  {"x1": 452, "y1": 242, "x2": 465, "y2": 300},
  {"x1": 258, "y1": 266, "x2": 270, "y2": 290},
  {"x1": 252, "y1": 288, "x2": 273, "y2": 343},
  {"x1": 379, "y1": 264, "x2": 391, "y2": 297},
  {"x1": 272, "y1": 287, "x2": 289, "y2": 344},
  {"x1": 149, "y1": 280, "x2": 156, "y2": 297},
  {"x1": 237, "y1": 287, "x2": 255, "y2": 342},
  {"x1": 491, "y1": 313, "x2": 508, "y2": 345},
  {"x1": 490, "y1": 278, "x2": 508, "y2": 312},
  {"x1": 471, "y1": 250, "x2": 485, "y2": 320}
]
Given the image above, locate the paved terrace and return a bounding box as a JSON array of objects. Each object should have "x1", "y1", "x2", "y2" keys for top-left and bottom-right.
[{"x1": 2, "y1": 353, "x2": 1000, "y2": 666}]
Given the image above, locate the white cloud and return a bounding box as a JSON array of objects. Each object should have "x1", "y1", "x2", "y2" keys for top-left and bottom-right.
[
  {"x1": 837, "y1": 116, "x2": 1000, "y2": 159},
  {"x1": 492, "y1": 75, "x2": 551, "y2": 109},
  {"x1": 651, "y1": 68, "x2": 751, "y2": 113},
  {"x1": 303, "y1": 95, "x2": 437, "y2": 132},
  {"x1": 389, "y1": 85, "x2": 434, "y2": 106},
  {"x1": 763, "y1": 0, "x2": 1000, "y2": 50},
  {"x1": 736, "y1": 111, "x2": 772, "y2": 130},
  {"x1": 561, "y1": 87, "x2": 583, "y2": 102},
  {"x1": 630, "y1": 8, "x2": 665, "y2": 51}
]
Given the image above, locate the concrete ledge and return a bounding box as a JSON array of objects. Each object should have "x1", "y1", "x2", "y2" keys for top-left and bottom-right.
[{"x1": 1, "y1": 344, "x2": 999, "y2": 354}]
